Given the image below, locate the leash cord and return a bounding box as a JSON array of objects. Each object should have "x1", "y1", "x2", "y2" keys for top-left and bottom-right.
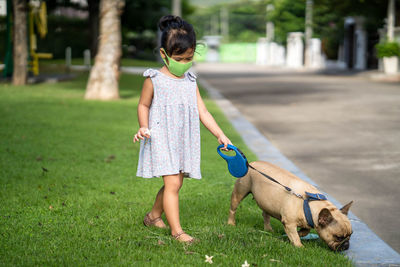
[{"x1": 248, "y1": 164, "x2": 304, "y2": 199}]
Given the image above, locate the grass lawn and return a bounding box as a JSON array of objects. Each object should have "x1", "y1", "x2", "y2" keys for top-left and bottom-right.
[{"x1": 0, "y1": 72, "x2": 353, "y2": 266}]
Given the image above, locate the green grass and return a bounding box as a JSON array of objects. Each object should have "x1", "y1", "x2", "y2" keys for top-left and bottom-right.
[{"x1": 0, "y1": 73, "x2": 353, "y2": 266}]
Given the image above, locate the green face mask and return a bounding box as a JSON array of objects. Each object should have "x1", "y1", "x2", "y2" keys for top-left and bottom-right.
[{"x1": 161, "y1": 48, "x2": 193, "y2": 77}]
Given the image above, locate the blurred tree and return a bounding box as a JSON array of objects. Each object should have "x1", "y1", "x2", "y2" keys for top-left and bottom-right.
[
  {"x1": 313, "y1": 0, "x2": 386, "y2": 58},
  {"x1": 121, "y1": 0, "x2": 194, "y2": 59},
  {"x1": 188, "y1": 1, "x2": 268, "y2": 43},
  {"x1": 189, "y1": 0, "x2": 388, "y2": 60},
  {"x1": 88, "y1": 0, "x2": 100, "y2": 57},
  {"x1": 269, "y1": 0, "x2": 305, "y2": 44},
  {"x1": 12, "y1": 0, "x2": 28, "y2": 85},
  {"x1": 32, "y1": 0, "x2": 194, "y2": 60},
  {"x1": 85, "y1": 0, "x2": 125, "y2": 100}
]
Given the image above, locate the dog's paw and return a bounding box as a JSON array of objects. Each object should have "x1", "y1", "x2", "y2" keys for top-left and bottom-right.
[
  {"x1": 264, "y1": 226, "x2": 274, "y2": 232},
  {"x1": 227, "y1": 220, "x2": 236, "y2": 226}
]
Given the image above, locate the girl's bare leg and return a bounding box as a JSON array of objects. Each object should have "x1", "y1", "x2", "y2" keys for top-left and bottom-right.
[
  {"x1": 163, "y1": 173, "x2": 193, "y2": 241},
  {"x1": 148, "y1": 186, "x2": 167, "y2": 228}
]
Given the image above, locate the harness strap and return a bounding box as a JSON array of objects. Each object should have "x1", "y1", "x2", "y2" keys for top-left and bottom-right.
[
  {"x1": 247, "y1": 164, "x2": 328, "y2": 228},
  {"x1": 303, "y1": 191, "x2": 327, "y2": 228}
]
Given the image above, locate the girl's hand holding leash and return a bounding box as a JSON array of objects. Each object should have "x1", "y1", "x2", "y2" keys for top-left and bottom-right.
[
  {"x1": 218, "y1": 134, "x2": 232, "y2": 151},
  {"x1": 133, "y1": 127, "x2": 151, "y2": 143}
]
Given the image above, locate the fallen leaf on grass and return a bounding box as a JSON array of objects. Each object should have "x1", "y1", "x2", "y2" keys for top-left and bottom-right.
[
  {"x1": 270, "y1": 259, "x2": 281, "y2": 263},
  {"x1": 49, "y1": 205, "x2": 53, "y2": 210},
  {"x1": 157, "y1": 240, "x2": 165, "y2": 245},
  {"x1": 105, "y1": 155, "x2": 116, "y2": 163},
  {"x1": 217, "y1": 234, "x2": 225, "y2": 239}
]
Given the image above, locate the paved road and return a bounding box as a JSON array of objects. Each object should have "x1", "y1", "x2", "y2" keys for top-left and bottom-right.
[{"x1": 196, "y1": 63, "x2": 400, "y2": 253}]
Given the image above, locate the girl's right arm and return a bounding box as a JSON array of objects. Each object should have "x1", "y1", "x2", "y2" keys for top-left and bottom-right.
[{"x1": 133, "y1": 78, "x2": 154, "y2": 143}]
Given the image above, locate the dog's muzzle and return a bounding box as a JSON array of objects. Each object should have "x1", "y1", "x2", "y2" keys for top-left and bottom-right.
[
  {"x1": 334, "y1": 236, "x2": 351, "y2": 251},
  {"x1": 335, "y1": 240, "x2": 350, "y2": 251}
]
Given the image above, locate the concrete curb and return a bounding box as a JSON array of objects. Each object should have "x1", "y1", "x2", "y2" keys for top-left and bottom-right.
[{"x1": 197, "y1": 77, "x2": 400, "y2": 267}]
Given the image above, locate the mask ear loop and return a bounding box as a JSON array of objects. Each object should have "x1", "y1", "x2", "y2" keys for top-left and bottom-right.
[{"x1": 160, "y1": 48, "x2": 169, "y2": 65}]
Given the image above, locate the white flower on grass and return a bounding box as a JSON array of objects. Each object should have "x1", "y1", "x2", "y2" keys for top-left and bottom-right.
[
  {"x1": 205, "y1": 255, "x2": 213, "y2": 264},
  {"x1": 241, "y1": 260, "x2": 250, "y2": 267}
]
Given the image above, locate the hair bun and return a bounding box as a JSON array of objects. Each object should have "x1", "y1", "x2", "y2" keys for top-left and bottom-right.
[{"x1": 158, "y1": 15, "x2": 182, "y2": 31}]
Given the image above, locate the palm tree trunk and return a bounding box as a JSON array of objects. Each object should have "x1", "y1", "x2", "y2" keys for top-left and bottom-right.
[
  {"x1": 85, "y1": 0, "x2": 125, "y2": 100},
  {"x1": 12, "y1": 0, "x2": 28, "y2": 85}
]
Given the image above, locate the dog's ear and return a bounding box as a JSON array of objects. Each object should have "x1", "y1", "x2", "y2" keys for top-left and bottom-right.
[
  {"x1": 318, "y1": 208, "x2": 334, "y2": 227},
  {"x1": 340, "y1": 201, "x2": 353, "y2": 216}
]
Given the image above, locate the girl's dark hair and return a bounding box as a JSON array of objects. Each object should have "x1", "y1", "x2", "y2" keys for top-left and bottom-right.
[{"x1": 158, "y1": 15, "x2": 196, "y2": 56}]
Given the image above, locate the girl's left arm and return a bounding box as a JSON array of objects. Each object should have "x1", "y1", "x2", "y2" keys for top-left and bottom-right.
[{"x1": 196, "y1": 85, "x2": 232, "y2": 149}]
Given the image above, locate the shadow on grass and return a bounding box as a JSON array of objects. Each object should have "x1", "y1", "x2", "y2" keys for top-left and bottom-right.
[{"x1": 24, "y1": 70, "x2": 144, "y2": 100}]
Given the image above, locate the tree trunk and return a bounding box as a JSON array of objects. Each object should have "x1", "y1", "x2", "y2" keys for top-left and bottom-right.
[
  {"x1": 88, "y1": 0, "x2": 99, "y2": 57},
  {"x1": 85, "y1": 0, "x2": 124, "y2": 100},
  {"x1": 12, "y1": 0, "x2": 28, "y2": 85}
]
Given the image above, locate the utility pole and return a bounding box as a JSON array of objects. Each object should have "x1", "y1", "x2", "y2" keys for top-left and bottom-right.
[
  {"x1": 266, "y1": 4, "x2": 274, "y2": 42},
  {"x1": 211, "y1": 14, "x2": 219, "y2": 35},
  {"x1": 172, "y1": 0, "x2": 181, "y2": 17},
  {"x1": 304, "y1": 0, "x2": 313, "y2": 68},
  {"x1": 387, "y1": 0, "x2": 395, "y2": 41},
  {"x1": 220, "y1": 6, "x2": 229, "y2": 42}
]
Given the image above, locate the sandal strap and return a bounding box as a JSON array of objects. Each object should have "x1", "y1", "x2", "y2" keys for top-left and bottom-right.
[
  {"x1": 172, "y1": 231, "x2": 185, "y2": 239},
  {"x1": 149, "y1": 216, "x2": 162, "y2": 224},
  {"x1": 143, "y1": 213, "x2": 163, "y2": 226}
]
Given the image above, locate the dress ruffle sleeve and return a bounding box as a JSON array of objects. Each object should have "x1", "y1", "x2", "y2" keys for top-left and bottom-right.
[{"x1": 143, "y1": 69, "x2": 158, "y2": 78}]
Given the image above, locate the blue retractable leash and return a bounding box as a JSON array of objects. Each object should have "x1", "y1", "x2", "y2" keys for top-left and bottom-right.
[
  {"x1": 217, "y1": 144, "x2": 249, "y2": 178},
  {"x1": 217, "y1": 144, "x2": 327, "y2": 229},
  {"x1": 217, "y1": 144, "x2": 297, "y2": 191}
]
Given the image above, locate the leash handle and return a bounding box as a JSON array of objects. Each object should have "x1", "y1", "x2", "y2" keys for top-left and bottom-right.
[
  {"x1": 217, "y1": 144, "x2": 236, "y2": 160},
  {"x1": 217, "y1": 144, "x2": 249, "y2": 178}
]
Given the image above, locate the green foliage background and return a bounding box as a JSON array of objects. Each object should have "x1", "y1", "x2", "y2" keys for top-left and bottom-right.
[
  {"x1": 0, "y1": 0, "x2": 391, "y2": 63},
  {"x1": 188, "y1": 0, "x2": 388, "y2": 59}
]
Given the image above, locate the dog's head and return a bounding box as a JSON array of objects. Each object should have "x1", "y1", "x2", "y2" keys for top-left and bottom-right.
[{"x1": 315, "y1": 201, "x2": 353, "y2": 251}]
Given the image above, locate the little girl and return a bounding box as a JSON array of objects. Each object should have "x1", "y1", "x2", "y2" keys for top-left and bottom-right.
[{"x1": 133, "y1": 15, "x2": 232, "y2": 243}]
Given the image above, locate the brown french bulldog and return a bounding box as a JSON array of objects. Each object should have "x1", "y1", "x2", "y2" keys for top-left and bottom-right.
[{"x1": 228, "y1": 161, "x2": 353, "y2": 251}]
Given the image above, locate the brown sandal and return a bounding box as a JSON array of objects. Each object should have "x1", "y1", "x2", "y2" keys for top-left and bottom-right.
[
  {"x1": 172, "y1": 231, "x2": 195, "y2": 244},
  {"x1": 143, "y1": 212, "x2": 167, "y2": 228}
]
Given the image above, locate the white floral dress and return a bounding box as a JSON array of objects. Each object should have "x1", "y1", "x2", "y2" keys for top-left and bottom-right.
[{"x1": 136, "y1": 69, "x2": 202, "y2": 179}]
